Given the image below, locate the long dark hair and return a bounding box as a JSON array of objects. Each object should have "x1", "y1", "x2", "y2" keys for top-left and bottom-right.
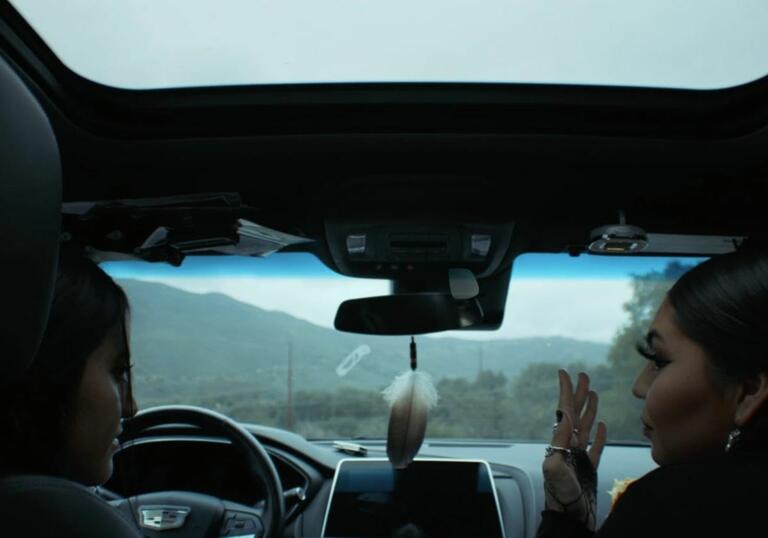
[
  {"x1": 667, "y1": 248, "x2": 768, "y2": 450},
  {"x1": 0, "y1": 248, "x2": 134, "y2": 476}
]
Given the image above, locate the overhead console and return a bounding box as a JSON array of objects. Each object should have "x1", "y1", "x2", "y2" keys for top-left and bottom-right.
[
  {"x1": 324, "y1": 219, "x2": 514, "y2": 281},
  {"x1": 325, "y1": 219, "x2": 515, "y2": 335}
]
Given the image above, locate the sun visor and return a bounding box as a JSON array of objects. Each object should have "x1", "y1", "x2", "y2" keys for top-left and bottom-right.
[{"x1": 62, "y1": 193, "x2": 313, "y2": 265}]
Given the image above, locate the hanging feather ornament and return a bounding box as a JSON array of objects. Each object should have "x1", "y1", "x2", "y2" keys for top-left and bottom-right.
[{"x1": 383, "y1": 337, "x2": 438, "y2": 469}]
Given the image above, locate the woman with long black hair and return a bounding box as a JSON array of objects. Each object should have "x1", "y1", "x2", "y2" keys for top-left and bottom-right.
[
  {"x1": 537, "y1": 248, "x2": 768, "y2": 536},
  {"x1": 0, "y1": 248, "x2": 137, "y2": 485}
]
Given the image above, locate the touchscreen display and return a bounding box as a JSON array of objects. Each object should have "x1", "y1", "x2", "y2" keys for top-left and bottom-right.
[{"x1": 322, "y1": 459, "x2": 504, "y2": 538}]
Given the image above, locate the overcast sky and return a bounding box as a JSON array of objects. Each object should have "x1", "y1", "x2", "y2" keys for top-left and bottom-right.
[{"x1": 11, "y1": 0, "x2": 768, "y2": 89}]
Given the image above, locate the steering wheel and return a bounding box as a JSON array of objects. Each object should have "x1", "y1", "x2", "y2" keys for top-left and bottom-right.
[{"x1": 112, "y1": 406, "x2": 285, "y2": 538}]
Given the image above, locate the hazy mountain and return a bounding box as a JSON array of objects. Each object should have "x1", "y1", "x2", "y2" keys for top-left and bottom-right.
[{"x1": 118, "y1": 279, "x2": 609, "y2": 406}]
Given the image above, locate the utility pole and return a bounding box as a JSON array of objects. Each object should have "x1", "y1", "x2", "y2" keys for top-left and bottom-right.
[
  {"x1": 478, "y1": 342, "x2": 484, "y2": 378},
  {"x1": 286, "y1": 341, "x2": 295, "y2": 430}
]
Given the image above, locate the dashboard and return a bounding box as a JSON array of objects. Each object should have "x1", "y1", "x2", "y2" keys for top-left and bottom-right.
[{"x1": 106, "y1": 424, "x2": 656, "y2": 538}]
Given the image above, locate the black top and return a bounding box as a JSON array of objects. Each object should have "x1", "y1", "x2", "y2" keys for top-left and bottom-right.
[{"x1": 537, "y1": 451, "x2": 766, "y2": 538}]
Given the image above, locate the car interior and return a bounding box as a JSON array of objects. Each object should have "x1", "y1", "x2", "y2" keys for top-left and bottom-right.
[{"x1": 2, "y1": 2, "x2": 768, "y2": 537}]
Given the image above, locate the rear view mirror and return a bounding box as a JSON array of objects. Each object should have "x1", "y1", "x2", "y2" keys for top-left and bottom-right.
[{"x1": 334, "y1": 293, "x2": 484, "y2": 335}]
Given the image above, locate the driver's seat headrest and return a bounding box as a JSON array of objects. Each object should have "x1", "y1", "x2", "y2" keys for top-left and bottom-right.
[
  {"x1": 0, "y1": 475, "x2": 140, "y2": 537},
  {"x1": 0, "y1": 52, "x2": 61, "y2": 380}
]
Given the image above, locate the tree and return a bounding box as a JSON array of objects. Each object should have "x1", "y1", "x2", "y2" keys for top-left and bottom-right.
[{"x1": 599, "y1": 261, "x2": 696, "y2": 440}]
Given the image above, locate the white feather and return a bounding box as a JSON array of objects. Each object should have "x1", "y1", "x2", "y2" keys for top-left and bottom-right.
[{"x1": 383, "y1": 371, "x2": 438, "y2": 468}]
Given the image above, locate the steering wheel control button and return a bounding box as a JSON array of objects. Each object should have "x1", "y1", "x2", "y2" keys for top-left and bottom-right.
[
  {"x1": 139, "y1": 505, "x2": 191, "y2": 530},
  {"x1": 221, "y1": 512, "x2": 263, "y2": 537}
]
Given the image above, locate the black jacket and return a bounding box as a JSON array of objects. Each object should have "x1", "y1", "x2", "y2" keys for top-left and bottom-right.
[{"x1": 537, "y1": 451, "x2": 766, "y2": 538}]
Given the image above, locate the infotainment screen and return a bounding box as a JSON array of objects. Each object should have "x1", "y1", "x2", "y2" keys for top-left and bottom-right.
[{"x1": 322, "y1": 459, "x2": 505, "y2": 538}]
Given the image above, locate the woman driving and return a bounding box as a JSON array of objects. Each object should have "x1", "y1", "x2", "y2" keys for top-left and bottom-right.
[{"x1": 0, "y1": 248, "x2": 137, "y2": 485}]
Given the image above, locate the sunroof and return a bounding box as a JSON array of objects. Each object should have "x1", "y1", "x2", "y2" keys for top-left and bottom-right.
[{"x1": 10, "y1": 0, "x2": 768, "y2": 90}]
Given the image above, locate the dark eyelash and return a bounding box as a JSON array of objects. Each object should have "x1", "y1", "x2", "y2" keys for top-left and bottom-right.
[
  {"x1": 635, "y1": 341, "x2": 671, "y2": 370},
  {"x1": 113, "y1": 362, "x2": 134, "y2": 380}
]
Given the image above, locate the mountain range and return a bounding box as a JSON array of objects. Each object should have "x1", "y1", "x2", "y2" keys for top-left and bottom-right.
[{"x1": 117, "y1": 279, "x2": 610, "y2": 406}]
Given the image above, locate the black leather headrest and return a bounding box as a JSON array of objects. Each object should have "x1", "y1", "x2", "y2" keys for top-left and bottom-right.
[{"x1": 0, "y1": 52, "x2": 61, "y2": 380}]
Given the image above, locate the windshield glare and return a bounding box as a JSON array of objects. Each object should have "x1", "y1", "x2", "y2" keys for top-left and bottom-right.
[{"x1": 102, "y1": 253, "x2": 703, "y2": 443}]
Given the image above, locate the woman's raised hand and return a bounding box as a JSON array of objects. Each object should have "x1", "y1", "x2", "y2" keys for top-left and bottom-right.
[{"x1": 541, "y1": 370, "x2": 608, "y2": 531}]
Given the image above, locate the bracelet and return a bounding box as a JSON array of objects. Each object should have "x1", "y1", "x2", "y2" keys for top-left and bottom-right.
[{"x1": 545, "y1": 445, "x2": 572, "y2": 458}]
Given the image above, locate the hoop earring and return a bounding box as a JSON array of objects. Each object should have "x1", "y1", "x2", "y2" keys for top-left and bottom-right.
[{"x1": 725, "y1": 428, "x2": 741, "y2": 452}]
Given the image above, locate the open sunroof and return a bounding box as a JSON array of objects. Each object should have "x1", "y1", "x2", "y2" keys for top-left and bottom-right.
[{"x1": 10, "y1": 0, "x2": 768, "y2": 91}]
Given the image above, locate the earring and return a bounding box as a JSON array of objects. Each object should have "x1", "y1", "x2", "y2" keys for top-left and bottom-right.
[{"x1": 725, "y1": 428, "x2": 741, "y2": 452}]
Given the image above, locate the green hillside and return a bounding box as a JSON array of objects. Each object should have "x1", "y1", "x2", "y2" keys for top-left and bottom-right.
[
  {"x1": 114, "y1": 260, "x2": 680, "y2": 442},
  {"x1": 119, "y1": 278, "x2": 609, "y2": 406}
]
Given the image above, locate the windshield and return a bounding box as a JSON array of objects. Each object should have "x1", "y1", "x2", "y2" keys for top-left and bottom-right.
[
  {"x1": 10, "y1": 0, "x2": 768, "y2": 90},
  {"x1": 103, "y1": 252, "x2": 703, "y2": 443}
]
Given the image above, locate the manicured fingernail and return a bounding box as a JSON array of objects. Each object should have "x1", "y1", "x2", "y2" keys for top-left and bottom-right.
[{"x1": 556, "y1": 410, "x2": 563, "y2": 423}]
